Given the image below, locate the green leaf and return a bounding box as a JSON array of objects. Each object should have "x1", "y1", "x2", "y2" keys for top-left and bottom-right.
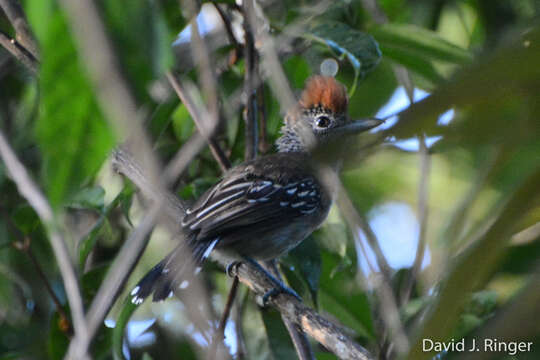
[
  {"x1": 47, "y1": 312, "x2": 69, "y2": 360},
  {"x1": 112, "y1": 298, "x2": 139, "y2": 360},
  {"x1": 282, "y1": 237, "x2": 321, "y2": 305},
  {"x1": 260, "y1": 308, "x2": 298, "y2": 360},
  {"x1": 406, "y1": 169, "x2": 540, "y2": 360},
  {"x1": 81, "y1": 264, "x2": 110, "y2": 301},
  {"x1": 389, "y1": 28, "x2": 540, "y2": 140},
  {"x1": 172, "y1": 103, "x2": 195, "y2": 143},
  {"x1": 370, "y1": 23, "x2": 472, "y2": 65},
  {"x1": 283, "y1": 56, "x2": 311, "y2": 90},
  {"x1": 309, "y1": 22, "x2": 382, "y2": 77},
  {"x1": 78, "y1": 186, "x2": 134, "y2": 266},
  {"x1": 318, "y1": 252, "x2": 374, "y2": 339},
  {"x1": 307, "y1": 21, "x2": 382, "y2": 95},
  {"x1": 100, "y1": 0, "x2": 173, "y2": 101},
  {"x1": 28, "y1": 6, "x2": 115, "y2": 208},
  {"x1": 68, "y1": 186, "x2": 106, "y2": 211}
]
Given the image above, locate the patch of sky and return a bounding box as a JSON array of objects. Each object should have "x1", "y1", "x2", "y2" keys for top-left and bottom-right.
[
  {"x1": 356, "y1": 201, "x2": 430, "y2": 276},
  {"x1": 374, "y1": 87, "x2": 454, "y2": 151}
]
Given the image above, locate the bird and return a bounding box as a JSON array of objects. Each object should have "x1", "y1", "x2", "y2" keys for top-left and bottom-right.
[{"x1": 130, "y1": 75, "x2": 383, "y2": 304}]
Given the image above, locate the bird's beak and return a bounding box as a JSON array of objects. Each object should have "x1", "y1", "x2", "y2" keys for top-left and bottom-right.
[{"x1": 337, "y1": 118, "x2": 384, "y2": 135}]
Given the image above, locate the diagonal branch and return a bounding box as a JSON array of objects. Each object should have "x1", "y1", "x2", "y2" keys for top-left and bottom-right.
[
  {"x1": 0, "y1": 130, "x2": 88, "y2": 351},
  {"x1": 0, "y1": 0, "x2": 39, "y2": 58},
  {"x1": 0, "y1": 30, "x2": 38, "y2": 74},
  {"x1": 166, "y1": 71, "x2": 231, "y2": 172},
  {"x1": 112, "y1": 148, "x2": 375, "y2": 360}
]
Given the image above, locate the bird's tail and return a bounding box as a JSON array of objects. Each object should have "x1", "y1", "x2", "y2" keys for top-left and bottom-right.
[{"x1": 130, "y1": 237, "x2": 219, "y2": 304}]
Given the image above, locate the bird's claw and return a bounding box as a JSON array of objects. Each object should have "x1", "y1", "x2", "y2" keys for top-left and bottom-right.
[
  {"x1": 226, "y1": 261, "x2": 241, "y2": 277},
  {"x1": 261, "y1": 282, "x2": 302, "y2": 306}
]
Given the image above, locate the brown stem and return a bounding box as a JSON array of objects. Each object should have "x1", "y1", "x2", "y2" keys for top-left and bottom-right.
[
  {"x1": 242, "y1": 0, "x2": 258, "y2": 160},
  {"x1": 266, "y1": 261, "x2": 315, "y2": 360},
  {"x1": 0, "y1": 208, "x2": 71, "y2": 334},
  {"x1": 213, "y1": 3, "x2": 240, "y2": 50},
  {"x1": 257, "y1": 83, "x2": 271, "y2": 153},
  {"x1": 166, "y1": 71, "x2": 231, "y2": 172},
  {"x1": 0, "y1": 30, "x2": 38, "y2": 74},
  {"x1": 210, "y1": 276, "x2": 240, "y2": 359},
  {"x1": 0, "y1": 0, "x2": 39, "y2": 58},
  {"x1": 400, "y1": 134, "x2": 430, "y2": 304}
]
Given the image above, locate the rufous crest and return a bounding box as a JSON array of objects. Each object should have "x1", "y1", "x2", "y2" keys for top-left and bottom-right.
[{"x1": 299, "y1": 76, "x2": 348, "y2": 114}]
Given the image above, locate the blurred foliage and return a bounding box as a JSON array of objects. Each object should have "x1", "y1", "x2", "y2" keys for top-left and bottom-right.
[{"x1": 0, "y1": 0, "x2": 539, "y2": 359}]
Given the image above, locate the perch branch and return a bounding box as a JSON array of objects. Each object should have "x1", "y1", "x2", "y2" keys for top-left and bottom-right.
[{"x1": 112, "y1": 148, "x2": 374, "y2": 360}]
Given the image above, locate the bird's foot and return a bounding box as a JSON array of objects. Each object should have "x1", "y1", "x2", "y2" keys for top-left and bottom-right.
[
  {"x1": 226, "y1": 258, "x2": 302, "y2": 305},
  {"x1": 225, "y1": 261, "x2": 242, "y2": 277},
  {"x1": 262, "y1": 283, "x2": 301, "y2": 306}
]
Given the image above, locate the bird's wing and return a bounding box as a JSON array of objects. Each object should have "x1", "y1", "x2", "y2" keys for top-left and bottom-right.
[{"x1": 181, "y1": 170, "x2": 322, "y2": 242}]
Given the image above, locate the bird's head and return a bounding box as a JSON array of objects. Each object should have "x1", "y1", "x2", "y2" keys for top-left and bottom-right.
[{"x1": 276, "y1": 76, "x2": 383, "y2": 154}]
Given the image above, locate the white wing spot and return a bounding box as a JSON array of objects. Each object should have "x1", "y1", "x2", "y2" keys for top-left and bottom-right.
[
  {"x1": 131, "y1": 296, "x2": 144, "y2": 305},
  {"x1": 162, "y1": 268, "x2": 170, "y2": 274},
  {"x1": 202, "y1": 239, "x2": 219, "y2": 260},
  {"x1": 130, "y1": 286, "x2": 140, "y2": 296},
  {"x1": 291, "y1": 201, "x2": 306, "y2": 208},
  {"x1": 287, "y1": 188, "x2": 297, "y2": 195},
  {"x1": 280, "y1": 201, "x2": 289, "y2": 207},
  {"x1": 298, "y1": 190, "x2": 309, "y2": 197},
  {"x1": 179, "y1": 280, "x2": 189, "y2": 289}
]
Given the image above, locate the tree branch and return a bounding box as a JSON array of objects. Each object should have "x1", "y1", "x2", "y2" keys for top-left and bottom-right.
[
  {"x1": 0, "y1": 129, "x2": 88, "y2": 353},
  {"x1": 111, "y1": 148, "x2": 375, "y2": 360},
  {"x1": 166, "y1": 71, "x2": 231, "y2": 172},
  {"x1": 1, "y1": 207, "x2": 71, "y2": 334},
  {"x1": 242, "y1": 0, "x2": 258, "y2": 160},
  {"x1": 0, "y1": 0, "x2": 39, "y2": 58},
  {"x1": 0, "y1": 30, "x2": 38, "y2": 74}
]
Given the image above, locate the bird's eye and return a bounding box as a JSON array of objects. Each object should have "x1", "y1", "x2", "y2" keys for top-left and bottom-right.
[{"x1": 315, "y1": 116, "x2": 330, "y2": 129}]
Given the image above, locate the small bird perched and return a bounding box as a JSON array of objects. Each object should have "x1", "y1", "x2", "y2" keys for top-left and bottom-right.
[{"x1": 131, "y1": 75, "x2": 382, "y2": 304}]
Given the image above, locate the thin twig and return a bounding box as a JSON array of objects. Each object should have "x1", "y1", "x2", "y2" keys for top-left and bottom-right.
[
  {"x1": 71, "y1": 131, "x2": 212, "y2": 360},
  {"x1": 0, "y1": 0, "x2": 39, "y2": 58},
  {"x1": 242, "y1": 0, "x2": 258, "y2": 160},
  {"x1": 360, "y1": 3, "x2": 427, "y2": 357},
  {"x1": 55, "y1": 0, "x2": 215, "y2": 358},
  {"x1": 0, "y1": 30, "x2": 38, "y2": 74},
  {"x1": 257, "y1": 84, "x2": 271, "y2": 153},
  {"x1": 0, "y1": 130, "x2": 88, "y2": 353},
  {"x1": 234, "y1": 290, "x2": 248, "y2": 360},
  {"x1": 187, "y1": 2, "x2": 221, "y2": 134},
  {"x1": 166, "y1": 71, "x2": 231, "y2": 172},
  {"x1": 243, "y1": 1, "x2": 296, "y2": 113},
  {"x1": 401, "y1": 135, "x2": 430, "y2": 303},
  {"x1": 332, "y1": 173, "x2": 409, "y2": 358},
  {"x1": 267, "y1": 261, "x2": 315, "y2": 360},
  {"x1": 1, "y1": 208, "x2": 71, "y2": 334},
  {"x1": 112, "y1": 149, "x2": 375, "y2": 360},
  {"x1": 213, "y1": 3, "x2": 240, "y2": 50},
  {"x1": 210, "y1": 276, "x2": 240, "y2": 359}
]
